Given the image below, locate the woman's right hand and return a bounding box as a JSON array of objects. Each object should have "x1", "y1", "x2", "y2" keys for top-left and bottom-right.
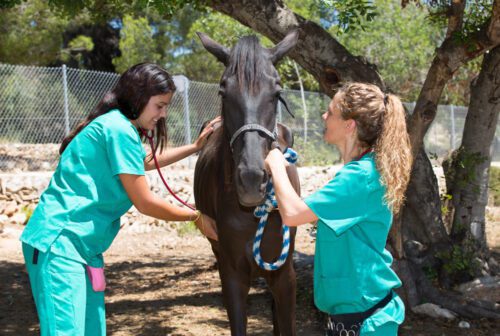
[
  {"x1": 265, "y1": 148, "x2": 289, "y2": 173},
  {"x1": 194, "y1": 213, "x2": 218, "y2": 241}
]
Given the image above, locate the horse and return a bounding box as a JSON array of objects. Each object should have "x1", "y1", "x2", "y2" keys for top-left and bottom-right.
[{"x1": 194, "y1": 31, "x2": 300, "y2": 336}]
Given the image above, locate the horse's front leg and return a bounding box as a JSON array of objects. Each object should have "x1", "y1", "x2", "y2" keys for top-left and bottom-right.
[
  {"x1": 218, "y1": 259, "x2": 251, "y2": 336},
  {"x1": 267, "y1": 261, "x2": 297, "y2": 336}
]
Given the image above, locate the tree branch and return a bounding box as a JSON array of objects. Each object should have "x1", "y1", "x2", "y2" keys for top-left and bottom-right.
[
  {"x1": 446, "y1": 0, "x2": 466, "y2": 38},
  {"x1": 408, "y1": 0, "x2": 500, "y2": 158},
  {"x1": 209, "y1": 0, "x2": 384, "y2": 95}
]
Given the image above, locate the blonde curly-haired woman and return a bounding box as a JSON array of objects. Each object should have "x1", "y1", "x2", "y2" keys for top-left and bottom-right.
[{"x1": 265, "y1": 82, "x2": 413, "y2": 336}]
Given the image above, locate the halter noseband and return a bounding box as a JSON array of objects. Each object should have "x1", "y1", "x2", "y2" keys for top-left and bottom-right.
[{"x1": 229, "y1": 123, "x2": 277, "y2": 149}]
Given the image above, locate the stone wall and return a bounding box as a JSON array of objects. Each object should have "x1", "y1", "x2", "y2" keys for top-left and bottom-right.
[{"x1": 0, "y1": 143, "x2": 338, "y2": 232}]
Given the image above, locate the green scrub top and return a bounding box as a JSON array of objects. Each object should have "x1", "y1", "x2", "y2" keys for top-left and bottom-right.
[
  {"x1": 21, "y1": 109, "x2": 146, "y2": 267},
  {"x1": 304, "y1": 152, "x2": 404, "y2": 332}
]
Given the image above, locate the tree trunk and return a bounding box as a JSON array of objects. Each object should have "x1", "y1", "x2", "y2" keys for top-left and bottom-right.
[{"x1": 445, "y1": 46, "x2": 500, "y2": 252}]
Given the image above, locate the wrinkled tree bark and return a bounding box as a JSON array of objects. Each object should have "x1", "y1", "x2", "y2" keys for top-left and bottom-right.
[
  {"x1": 445, "y1": 46, "x2": 500, "y2": 253},
  {"x1": 206, "y1": 0, "x2": 500, "y2": 318}
]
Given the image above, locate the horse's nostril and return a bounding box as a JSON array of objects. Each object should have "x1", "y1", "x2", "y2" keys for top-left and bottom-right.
[{"x1": 238, "y1": 167, "x2": 267, "y2": 189}]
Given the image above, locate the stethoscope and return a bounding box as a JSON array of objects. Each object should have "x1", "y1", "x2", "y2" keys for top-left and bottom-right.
[{"x1": 141, "y1": 129, "x2": 195, "y2": 211}]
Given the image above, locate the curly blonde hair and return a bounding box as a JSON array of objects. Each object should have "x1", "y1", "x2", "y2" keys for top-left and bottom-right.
[{"x1": 337, "y1": 82, "x2": 413, "y2": 214}]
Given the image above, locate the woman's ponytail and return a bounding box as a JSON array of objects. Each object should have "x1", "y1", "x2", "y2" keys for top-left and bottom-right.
[
  {"x1": 338, "y1": 83, "x2": 413, "y2": 214},
  {"x1": 374, "y1": 94, "x2": 413, "y2": 214}
]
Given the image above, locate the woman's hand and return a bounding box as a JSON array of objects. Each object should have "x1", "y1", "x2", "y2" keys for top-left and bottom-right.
[
  {"x1": 194, "y1": 116, "x2": 222, "y2": 150},
  {"x1": 265, "y1": 148, "x2": 289, "y2": 173},
  {"x1": 194, "y1": 213, "x2": 218, "y2": 241}
]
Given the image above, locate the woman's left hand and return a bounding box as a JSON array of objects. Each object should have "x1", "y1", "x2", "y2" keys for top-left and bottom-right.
[
  {"x1": 194, "y1": 213, "x2": 218, "y2": 241},
  {"x1": 194, "y1": 116, "x2": 222, "y2": 150}
]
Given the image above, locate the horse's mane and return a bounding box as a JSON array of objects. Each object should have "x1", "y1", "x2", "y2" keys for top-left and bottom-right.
[{"x1": 227, "y1": 35, "x2": 266, "y2": 95}]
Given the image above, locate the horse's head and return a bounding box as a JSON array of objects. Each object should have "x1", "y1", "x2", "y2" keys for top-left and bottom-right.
[{"x1": 198, "y1": 30, "x2": 298, "y2": 207}]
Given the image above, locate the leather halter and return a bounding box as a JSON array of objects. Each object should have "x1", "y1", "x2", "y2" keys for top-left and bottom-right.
[{"x1": 229, "y1": 123, "x2": 277, "y2": 149}]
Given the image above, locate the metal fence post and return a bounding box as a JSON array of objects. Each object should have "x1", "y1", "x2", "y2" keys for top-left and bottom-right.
[
  {"x1": 293, "y1": 62, "x2": 308, "y2": 143},
  {"x1": 450, "y1": 104, "x2": 456, "y2": 150},
  {"x1": 62, "y1": 64, "x2": 70, "y2": 136},
  {"x1": 182, "y1": 76, "x2": 191, "y2": 146}
]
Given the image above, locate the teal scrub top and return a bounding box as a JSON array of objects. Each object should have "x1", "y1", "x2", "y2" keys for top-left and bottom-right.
[
  {"x1": 21, "y1": 109, "x2": 146, "y2": 267},
  {"x1": 304, "y1": 152, "x2": 404, "y2": 332}
]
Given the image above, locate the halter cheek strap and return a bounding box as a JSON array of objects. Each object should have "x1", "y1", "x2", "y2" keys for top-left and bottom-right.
[{"x1": 229, "y1": 124, "x2": 277, "y2": 149}]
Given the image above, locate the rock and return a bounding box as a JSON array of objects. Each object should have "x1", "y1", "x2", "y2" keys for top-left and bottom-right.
[
  {"x1": 455, "y1": 276, "x2": 500, "y2": 302},
  {"x1": 4, "y1": 201, "x2": 17, "y2": 217},
  {"x1": 20, "y1": 193, "x2": 38, "y2": 202},
  {"x1": 0, "y1": 214, "x2": 8, "y2": 224},
  {"x1": 40, "y1": 161, "x2": 52, "y2": 170},
  {"x1": 458, "y1": 321, "x2": 470, "y2": 328},
  {"x1": 13, "y1": 194, "x2": 23, "y2": 205},
  {"x1": 412, "y1": 303, "x2": 457, "y2": 320},
  {"x1": 404, "y1": 240, "x2": 427, "y2": 258},
  {"x1": 10, "y1": 212, "x2": 27, "y2": 225}
]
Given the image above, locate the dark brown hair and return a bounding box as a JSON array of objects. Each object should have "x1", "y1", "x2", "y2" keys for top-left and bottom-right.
[{"x1": 60, "y1": 62, "x2": 176, "y2": 155}]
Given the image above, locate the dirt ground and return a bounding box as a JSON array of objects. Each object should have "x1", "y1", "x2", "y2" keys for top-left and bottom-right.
[{"x1": 1, "y1": 221, "x2": 499, "y2": 336}]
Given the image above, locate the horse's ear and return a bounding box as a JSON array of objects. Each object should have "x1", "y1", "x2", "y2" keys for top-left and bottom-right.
[
  {"x1": 197, "y1": 32, "x2": 230, "y2": 66},
  {"x1": 270, "y1": 29, "x2": 299, "y2": 64},
  {"x1": 277, "y1": 123, "x2": 294, "y2": 149}
]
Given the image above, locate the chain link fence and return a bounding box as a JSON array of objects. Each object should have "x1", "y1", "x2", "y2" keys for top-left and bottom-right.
[{"x1": 0, "y1": 63, "x2": 499, "y2": 171}]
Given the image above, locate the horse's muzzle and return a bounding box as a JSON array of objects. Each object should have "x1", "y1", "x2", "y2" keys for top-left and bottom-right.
[{"x1": 235, "y1": 166, "x2": 268, "y2": 207}]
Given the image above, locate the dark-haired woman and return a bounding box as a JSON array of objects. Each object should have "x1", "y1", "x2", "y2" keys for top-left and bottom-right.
[
  {"x1": 265, "y1": 82, "x2": 413, "y2": 335},
  {"x1": 20, "y1": 63, "x2": 219, "y2": 335}
]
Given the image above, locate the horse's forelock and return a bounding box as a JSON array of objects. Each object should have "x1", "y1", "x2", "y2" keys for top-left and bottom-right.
[{"x1": 227, "y1": 35, "x2": 268, "y2": 94}]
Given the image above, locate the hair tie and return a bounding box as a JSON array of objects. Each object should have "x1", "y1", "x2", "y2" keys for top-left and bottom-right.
[{"x1": 383, "y1": 94, "x2": 389, "y2": 105}]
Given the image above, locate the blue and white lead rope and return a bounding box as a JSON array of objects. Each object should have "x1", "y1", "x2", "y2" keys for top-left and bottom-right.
[{"x1": 253, "y1": 148, "x2": 298, "y2": 271}]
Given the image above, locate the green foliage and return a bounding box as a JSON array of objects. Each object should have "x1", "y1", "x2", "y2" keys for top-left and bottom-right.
[
  {"x1": 112, "y1": 14, "x2": 161, "y2": 73},
  {"x1": 181, "y1": 10, "x2": 255, "y2": 82},
  {"x1": 320, "y1": 0, "x2": 379, "y2": 33},
  {"x1": 489, "y1": 166, "x2": 500, "y2": 206},
  {"x1": 0, "y1": 0, "x2": 69, "y2": 65},
  {"x1": 294, "y1": 137, "x2": 341, "y2": 166},
  {"x1": 20, "y1": 205, "x2": 34, "y2": 224},
  {"x1": 68, "y1": 34, "x2": 94, "y2": 51},
  {"x1": 440, "y1": 193, "x2": 452, "y2": 216},
  {"x1": 455, "y1": 148, "x2": 487, "y2": 190},
  {"x1": 40, "y1": 0, "x2": 206, "y2": 20},
  {"x1": 0, "y1": 0, "x2": 24, "y2": 9},
  {"x1": 423, "y1": 265, "x2": 438, "y2": 283},
  {"x1": 335, "y1": 0, "x2": 443, "y2": 102},
  {"x1": 183, "y1": 8, "x2": 318, "y2": 90},
  {"x1": 436, "y1": 242, "x2": 480, "y2": 282},
  {"x1": 61, "y1": 35, "x2": 94, "y2": 64},
  {"x1": 176, "y1": 221, "x2": 199, "y2": 237},
  {"x1": 0, "y1": 65, "x2": 70, "y2": 142},
  {"x1": 424, "y1": 0, "x2": 494, "y2": 39}
]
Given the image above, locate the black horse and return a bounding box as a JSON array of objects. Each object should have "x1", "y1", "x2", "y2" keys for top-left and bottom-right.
[{"x1": 194, "y1": 31, "x2": 300, "y2": 336}]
